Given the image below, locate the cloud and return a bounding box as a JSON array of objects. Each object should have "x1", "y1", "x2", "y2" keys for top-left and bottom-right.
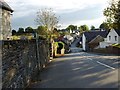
[
  {"x1": 5, "y1": 0, "x2": 109, "y2": 14},
  {"x1": 74, "y1": 16, "x2": 106, "y2": 27},
  {"x1": 58, "y1": 5, "x2": 105, "y2": 28},
  {"x1": 5, "y1": 0, "x2": 110, "y2": 30},
  {"x1": 58, "y1": 16, "x2": 106, "y2": 29}
]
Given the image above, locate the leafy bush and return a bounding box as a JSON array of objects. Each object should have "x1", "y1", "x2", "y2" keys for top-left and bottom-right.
[
  {"x1": 12, "y1": 36, "x2": 20, "y2": 40},
  {"x1": 54, "y1": 42, "x2": 59, "y2": 48},
  {"x1": 58, "y1": 42, "x2": 64, "y2": 49}
]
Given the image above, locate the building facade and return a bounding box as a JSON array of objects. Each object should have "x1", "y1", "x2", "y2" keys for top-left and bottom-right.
[
  {"x1": 0, "y1": 0, "x2": 13, "y2": 40},
  {"x1": 82, "y1": 30, "x2": 108, "y2": 51},
  {"x1": 100, "y1": 29, "x2": 120, "y2": 48}
]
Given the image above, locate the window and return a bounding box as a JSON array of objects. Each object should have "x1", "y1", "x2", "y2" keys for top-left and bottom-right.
[
  {"x1": 115, "y1": 36, "x2": 117, "y2": 41},
  {"x1": 109, "y1": 36, "x2": 111, "y2": 41}
]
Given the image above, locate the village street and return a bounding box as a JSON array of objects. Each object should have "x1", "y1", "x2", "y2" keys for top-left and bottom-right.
[
  {"x1": 1, "y1": 0, "x2": 120, "y2": 89},
  {"x1": 31, "y1": 38, "x2": 120, "y2": 88}
]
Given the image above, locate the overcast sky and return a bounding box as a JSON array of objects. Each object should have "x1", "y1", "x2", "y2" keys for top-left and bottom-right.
[{"x1": 5, "y1": 0, "x2": 110, "y2": 30}]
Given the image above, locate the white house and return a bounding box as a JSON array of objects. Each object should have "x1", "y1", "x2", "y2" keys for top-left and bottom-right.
[
  {"x1": 63, "y1": 35, "x2": 74, "y2": 45},
  {"x1": 82, "y1": 33, "x2": 86, "y2": 51},
  {"x1": 100, "y1": 29, "x2": 120, "y2": 48},
  {"x1": 82, "y1": 30, "x2": 108, "y2": 51},
  {"x1": 70, "y1": 29, "x2": 80, "y2": 36}
]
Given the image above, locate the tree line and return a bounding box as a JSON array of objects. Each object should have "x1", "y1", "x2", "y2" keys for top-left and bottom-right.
[{"x1": 11, "y1": 24, "x2": 103, "y2": 37}]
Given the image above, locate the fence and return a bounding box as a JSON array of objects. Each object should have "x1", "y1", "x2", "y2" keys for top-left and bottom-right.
[
  {"x1": 2, "y1": 39, "x2": 49, "y2": 88},
  {"x1": 92, "y1": 46, "x2": 120, "y2": 55}
]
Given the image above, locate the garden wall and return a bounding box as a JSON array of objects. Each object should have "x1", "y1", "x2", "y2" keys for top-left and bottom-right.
[
  {"x1": 92, "y1": 46, "x2": 120, "y2": 55},
  {"x1": 1, "y1": 39, "x2": 49, "y2": 88}
]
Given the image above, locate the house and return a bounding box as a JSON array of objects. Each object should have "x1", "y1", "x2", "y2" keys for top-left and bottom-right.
[
  {"x1": 88, "y1": 35, "x2": 105, "y2": 50},
  {"x1": 82, "y1": 30, "x2": 108, "y2": 51},
  {"x1": 0, "y1": 0, "x2": 13, "y2": 40},
  {"x1": 70, "y1": 29, "x2": 80, "y2": 38},
  {"x1": 100, "y1": 29, "x2": 120, "y2": 48},
  {"x1": 63, "y1": 35, "x2": 74, "y2": 45}
]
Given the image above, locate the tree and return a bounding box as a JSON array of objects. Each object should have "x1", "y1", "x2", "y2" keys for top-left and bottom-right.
[
  {"x1": 66, "y1": 25, "x2": 77, "y2": 31},
  {"x1": 12, "y1": 30, "x2": 17, "y2": 35},
  {"x1": 17, "y1": 28, "x2": 24, "y2": 34},
  {"x1": 35, "y1": 8, "x2": 59, "y2": 35},
  {"x1": 115, "y1": 0, "x2": 120, "y2": 29},
  {"x1": 35, "y1": 8, "x2": 59, "y2": 58},
  {"x1": 90, "y1": 25, "x2": 95, "y2": 30},
  {"x1": 99, "y1": 22, "x2": 109, "y2": 30},
  {"x1": 36, "y1": 26, "x2": 47, "y2": 38},
  {"x1": 66, "y1": 25, "x2": 77, "y2": 33},
  {"x1": 52, "y1": 28, "x2": 60, "y2": 38},
  {"x1": 78, "y1": 25, "x2": 89, "y2": 34},
  {"x1": 25, "y1": 27, "x2": 34, "y2": 33},
  {"x1": 103, "y1": 0, "x2": 120, "y2": 29}
]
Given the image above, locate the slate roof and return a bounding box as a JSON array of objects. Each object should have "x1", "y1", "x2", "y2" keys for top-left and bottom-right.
[
  {"x1": 89, "y1": 35, "x2": 104, "y2": 44},
  {"x1": 115, "y1": 29, "x2": 120, "y2": 36},
  {"x1": 0, "y1": 0, "x2": 13, "y2": 12},
  {"x1": 79, "y1": 36, "x2": 82, "y2": 42},
  {"x1": 84, "y1": 30, "x2": 109, "y2": 43}
]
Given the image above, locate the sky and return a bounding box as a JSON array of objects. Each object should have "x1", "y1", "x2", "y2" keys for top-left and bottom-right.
[{"x1": 5, "y1": 0, "x2": 110, "y2": 30}]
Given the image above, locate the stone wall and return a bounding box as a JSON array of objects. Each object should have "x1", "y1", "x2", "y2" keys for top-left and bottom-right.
[
  {"x1": 0, "y1": 9, "x2": 12, "y2": 40},
  {"x1": 2, "y1": 39, "x2": 49, "y2": 88},
  {"x1": 0, "y1": 41, "x2": 2, "y2": 90},
  {"x1": 0, "y1": 8, "x2": 2, "y2": 40}
]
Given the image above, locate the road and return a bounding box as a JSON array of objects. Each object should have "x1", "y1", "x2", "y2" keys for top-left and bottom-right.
[
  {"x1": 70, "y1": 37, "x2": 83, "y2": 53},
  {"x1": 30, "y1": 39, "x2": 120, "y2": 88}
]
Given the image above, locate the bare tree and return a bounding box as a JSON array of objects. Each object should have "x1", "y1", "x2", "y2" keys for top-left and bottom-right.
[
  {"x1": 35, "y1": 8, "x2": 59, "y2": 33},
  {"x1": 35, "y1": 8, "x2": 59, "y2": 59}
]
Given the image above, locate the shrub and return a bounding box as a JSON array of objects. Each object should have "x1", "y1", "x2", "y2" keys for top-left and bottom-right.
[{"x1": 58, "y1": 42, "x2": 64, "y2": 49}]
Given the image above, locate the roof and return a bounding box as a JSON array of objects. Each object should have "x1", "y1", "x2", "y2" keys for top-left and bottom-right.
[
  {"x1": 84, "y1": 30, "x2": 109, "y2": 43},
  {"x1": 64, "y1": 35, "x2": 73, "y2": 40},
  {"x1": 89, "y1": 35, "x2": 104, "y2": 44},
  {"x1": 0, "y1": 0, "x2": 13, "y2": 12},
  {"x1": 115, "y1": 29, "x2": 120, "y2": 36}
]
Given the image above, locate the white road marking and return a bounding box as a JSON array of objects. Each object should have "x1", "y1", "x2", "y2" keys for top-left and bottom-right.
[
  {"x1": 96, "y1": 61, "x2": 115, "y2": 70},
  {"x1": 87, "y1": 58, "x2": 115, "y2": 70},
  {"x1": 72, "y1": 67, "x2": 81, "y2": 71},
  {"x1": 87, "y1": 58, "x2": 93, "y2": 61}
]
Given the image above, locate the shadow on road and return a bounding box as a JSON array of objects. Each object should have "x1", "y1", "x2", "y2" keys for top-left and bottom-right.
[
  {"x1": 29, "y1": 38, "x2": 119, "y2": 88},
  {"x1": 29, "y1": 52, "x2": 119, "y2": 88}
]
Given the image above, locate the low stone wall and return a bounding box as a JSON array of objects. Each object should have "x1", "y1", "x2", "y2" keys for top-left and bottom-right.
[{"x1": 2, "y1": 39, "x2": 49, "y2": 88}]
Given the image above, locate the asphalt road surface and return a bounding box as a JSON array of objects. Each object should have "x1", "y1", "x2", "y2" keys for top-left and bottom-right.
[
  {"x1": 30, "y1": 39, "x2": 120, "y2": 88},
  {"x1": 31, "y1": 52, "x2": 119, "y2": 88},
  {"x1": 70, "y1": 37, "x2": 83, "y2": 53}
]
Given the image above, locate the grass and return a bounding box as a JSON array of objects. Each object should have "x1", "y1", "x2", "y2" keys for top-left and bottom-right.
[{"x1": 112, "y1": 44, "x2": 120, "y2": 48}]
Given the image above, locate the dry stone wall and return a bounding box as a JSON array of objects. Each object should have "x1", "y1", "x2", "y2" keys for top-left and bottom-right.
[{"x1": 2, "y1": 39, "x2": 49, "y2": 88}]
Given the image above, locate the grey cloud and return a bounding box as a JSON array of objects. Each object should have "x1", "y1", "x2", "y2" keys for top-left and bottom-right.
[
  {"x1": 11, "y1": 2, "x2": 104, "y2": 30},
  {"x1": 11, "y1": 12, "x2": 37, "y2": 30},
  {"x1": 58, "y1": 5, "x2": 103, "y2": 24}
]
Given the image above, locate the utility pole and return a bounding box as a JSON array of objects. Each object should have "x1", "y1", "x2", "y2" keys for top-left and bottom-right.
[{"x1": 35, "y1": 32, "x2": 40, "y2": 71}]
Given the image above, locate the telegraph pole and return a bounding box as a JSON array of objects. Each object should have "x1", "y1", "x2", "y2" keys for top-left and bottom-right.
[{"x1": 35, "y1": 32, "x2": 40, "y2": 70}]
